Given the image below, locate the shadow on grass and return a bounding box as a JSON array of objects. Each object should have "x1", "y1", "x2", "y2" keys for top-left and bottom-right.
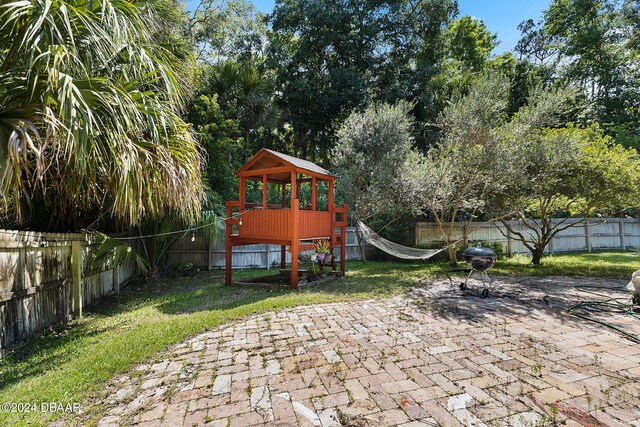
[
  {"x1": 0, "y1": 272, "x2": 260, "y2": 392},
  {"x1": 492, "y1": 250, "x2": 638, "y2": 279},
  {"x1": 0, "y1": 322, "x2": 112, "y2": 390},
  {"x1": 156, "y1": 260, "x2": 443, "y2": 315},
  {"x1": 0, "y1": 253, "x2": 635, "y2": 406},
  {"x1": 0, "y1": 261, "x2": 438, "y2": 396}
]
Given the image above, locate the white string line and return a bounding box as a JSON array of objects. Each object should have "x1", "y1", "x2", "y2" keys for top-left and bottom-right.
[
  {"x1": 0, "y1": 199, "x2": 268, "y2": 242},
  {"x1": 110, "y1": 190, "x2": 300, "y2": 240},
  {"x1": 1, "y1": 188, "x2": 338, "y2": 241}
]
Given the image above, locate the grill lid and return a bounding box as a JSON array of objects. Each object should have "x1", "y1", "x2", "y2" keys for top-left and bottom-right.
[{"x1": 463, "y1": 245, "x2": 496, "y2": 258}]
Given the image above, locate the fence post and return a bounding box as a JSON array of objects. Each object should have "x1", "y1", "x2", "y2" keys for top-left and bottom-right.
[
  {"x1": 585, "y1": 218, "x2": 592, "y2": 252},
  {"x1": 71, "y1": 240, "x2": 83, "y2": 318},
  {"x1": 113, "y1": 260, "x2": 120, "y2": 295},
  {"x1": 620, "y1": 218, "x2": 626, "y2": 250},
  {"x1": 266, "y1": 245, "x2": 271, "y2": 270},
  {"x1": 506, "y1": 223, "x2": 514, "y2": 257},
  {"x1": 208, "y1": 233, "x2": 214, "y2": 270}
]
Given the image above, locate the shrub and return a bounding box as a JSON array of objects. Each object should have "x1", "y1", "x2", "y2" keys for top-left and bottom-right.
[{"x1": 167, "y1": 263, "x2": 201, "y2": 277}]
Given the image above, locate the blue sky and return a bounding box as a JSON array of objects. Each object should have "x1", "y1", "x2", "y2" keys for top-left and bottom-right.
[
  {"x1": 457, "y1": 0, "x2": 550, "y2": 54},
  {"x1": 189, "y1": 0, "x2": 551, "y2": 55}
]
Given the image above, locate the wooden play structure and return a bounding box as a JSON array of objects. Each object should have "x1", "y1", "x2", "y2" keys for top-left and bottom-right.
[{"x1": 225, "y1": 149, "x2": 348, "y2": 288}]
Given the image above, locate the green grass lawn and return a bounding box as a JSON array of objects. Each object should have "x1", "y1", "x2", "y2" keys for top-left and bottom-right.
[
  {"x1": 493, "y1": 250, "x2": 640, "y2": 278},
  {"x1": 0, "y1": 252, "x2": 637, "y2": 426}
]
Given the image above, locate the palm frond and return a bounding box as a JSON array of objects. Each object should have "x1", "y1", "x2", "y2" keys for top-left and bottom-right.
[
  {"x1": 0, "y1": 0, "x2": 203, "y2": 229},
  {"x1": 92, "y1": 231, "x2": 149, "y2": 275}
]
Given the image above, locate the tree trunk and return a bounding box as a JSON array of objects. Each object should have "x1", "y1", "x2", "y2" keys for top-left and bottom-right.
[
  {"x1": 531, "y1": 245, "x2": 545, "y2": 265},
  {"x1": 355, "y1": 225, "x2": 367, "y2": 264},
  {"x1": 148, "y1": 264, "x2": 160, "y2": 280},
  {"x1": 447, "y1": 244, "x2": 458, "y2": 266}
]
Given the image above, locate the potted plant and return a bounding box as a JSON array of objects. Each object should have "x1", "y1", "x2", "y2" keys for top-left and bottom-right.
[{"x1": 314, "y1": 239, "x2": 330, "y2": 262}]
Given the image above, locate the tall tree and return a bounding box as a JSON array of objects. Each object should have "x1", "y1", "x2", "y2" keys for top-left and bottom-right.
[
  {"x1": 383, "y1": 0, "x2": 459, "y2": 149},
  {"x1": 266, "y1": 0, "x2": 458, "y2": 159},
  {"x1": 623, "y1": 0, "x2": 640, "y2": 48},
  {"x1": 615, "y1": 0, "x2": 640, "y2": 148},
  {"x1": 332, "y1": 102, "x2": 422, "y2": 259},
  {"x1": 514, "y1": 19, "x2": 557, "y2": 64},
  {"x1": 0, "y1": 0, "x2": 204, "y2": 231},
  {"x1": 266, "y1": 0, "x2": 376, "y2": 159},
  {"x1": 190, "y1": 0, "x2": 268, "y2": 63},
  {"x1": 417, "y1": 74, "x2": 511, "y2": 264},
  {"x1": 544, "y1": 0, "x2": 623, "y2": 101},
  {"x1": 187, "y1": 61, "x2": 281, "y2": 202},
  {"x1": 543, "y1": 0, "x2": 639, "y2": 145},
  {"x1": 373, "y1": 0, "x2": 458, "y2": 103},
  {"x1": 445, "y1": 16, "x2": 498, "y2": 72},
  {"x1": 513, "y1": 0, "x2": 640, "y2": 149}
]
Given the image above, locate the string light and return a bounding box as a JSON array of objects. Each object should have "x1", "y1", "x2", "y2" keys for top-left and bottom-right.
[
  {"x1": 2, "y1": 192, "x2": 285, "y2": 242},
  {"x1": 50, "y1": 188, "x2": 287, "y2": 242},
  {"x1": 108, "y1": 194, "x2": 284, "y2": 241},
  {"x1": 191, "y1": 234, "x2": 196, "y2": 242}
]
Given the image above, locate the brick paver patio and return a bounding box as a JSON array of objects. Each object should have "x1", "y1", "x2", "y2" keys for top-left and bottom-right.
[{"x1": 88, "y1": 276, "x2": 640, "y2": 426}]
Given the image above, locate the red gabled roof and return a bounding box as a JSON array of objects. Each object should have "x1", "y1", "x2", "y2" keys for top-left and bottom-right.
[{"x1": 237, "y1": 149, "x2": 337, "y2": 181}]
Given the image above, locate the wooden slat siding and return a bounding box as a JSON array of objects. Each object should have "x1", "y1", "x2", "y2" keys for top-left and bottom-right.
[
  {"x1": 415, "y1": 218, "x2": 640, "y2": 254},
  {"x1": 240, "y1": 210, "x2": 291, "y2": 240},
  {"x1": 0, "y1": 230, "x2": 136, "y2": 356},
  {"x1": 166, "y1": 227, "x2": 362, "y2": 270},
  {"x1": 165, "y1": 229, "x2": 210, "y2": 268},
  {"x1": 298, "y1": 211, "x2": 332, "y2": 239}
]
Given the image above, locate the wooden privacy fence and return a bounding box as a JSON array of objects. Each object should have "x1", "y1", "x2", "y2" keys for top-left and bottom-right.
[
  {"x1": 416, "y1": 218, "x2": 640, "y2": 255},
  {"x1": 0, "y1": 230, "x2": 136, "y2": 355},
  {"x1": 1, "y1": 226, "x2": 359, "y2": 355},
  {"x1": 166, "y1": 227, "x2": 362, "y2": 269}
]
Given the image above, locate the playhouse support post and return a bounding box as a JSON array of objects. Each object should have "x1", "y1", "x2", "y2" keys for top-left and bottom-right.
[
  {"x1": 328, "y1": 179, "x2": 336, "y2": 262},
  {"x1": 225, "y1": 243, "x2": 232, "y2": 285},
  {"x1": 290, "y1": 171, "x2": 299, "y2": 289},
  {"x1": 262, "y1": 174, "x2": 267, "y2": 208},
  {"x1": 291, "y1": 198, "x2": 299, "y2": 289},
  {"x1": 311, "y1": 176, "x2": 317, "y2": 211},
  {"x1": 280, "y1": 182, "x2": 287, "y2": 271},
  {"x1": 290, "y1": 242, "x2": 298, "y2": 289},
  {"x1": 340, "y1": 204, "x2": 347, "y2": 275},
  {"x1": 239, "y1": 177, "x2": 246, "y2": 210}
]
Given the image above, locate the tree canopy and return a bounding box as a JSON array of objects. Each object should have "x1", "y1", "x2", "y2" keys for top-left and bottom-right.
[
  {"x1": 332, "y1": 102, "x2": 420, "y2": 222},
  {"x1": 492, "y1": 124, "x2": 640, "y2": 264},
  {"x1": 265, "y1": 0, "x2": 458, "y2": 158},
  {"x1": 3, "y1": 0, "x2": 640, "y2": 270},
  {"x1": 0, "y1": 0, "x2": 204, "y2": 231},
  {"x1": 417, "y1": 75, "x2": 511, "y2": 263},
  {"x1": 446, "y1": 16, "x2": 499, "y2": 72}
]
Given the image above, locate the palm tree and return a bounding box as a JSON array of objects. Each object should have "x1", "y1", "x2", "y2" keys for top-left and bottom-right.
[
  {"x1": 93, "y1": 209, "x2": 224, "y2": 279},
  {"x1": 0, "y1": 0, "x2": 204, "y2": 230},
  {"x1": 207, "y1": 61, "x2": 281, "y2": 146}
]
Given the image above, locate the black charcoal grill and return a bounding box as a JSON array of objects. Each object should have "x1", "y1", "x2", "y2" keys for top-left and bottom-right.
[{"x1": 459, "y1": 244, "x2": 497, "y2": 297}]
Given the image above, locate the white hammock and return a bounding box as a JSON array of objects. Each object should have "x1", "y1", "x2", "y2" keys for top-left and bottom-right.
[{"x1": 357, "y1": 221, "x2": 447, "y2": 260}]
